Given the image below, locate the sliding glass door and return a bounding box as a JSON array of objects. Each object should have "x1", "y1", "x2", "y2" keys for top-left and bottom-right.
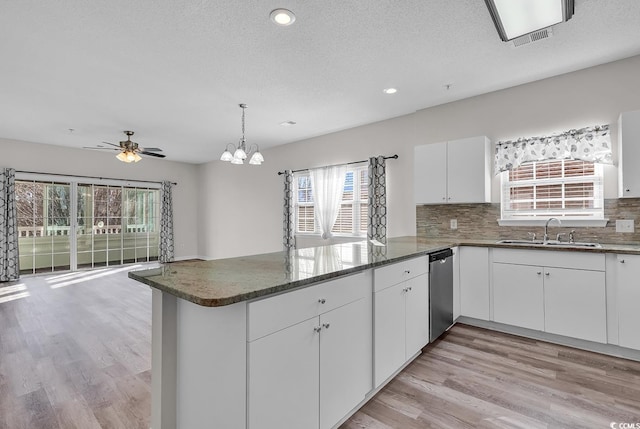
[{"x1": 16, "y1": 175, "x2": 160, "y2": 275}]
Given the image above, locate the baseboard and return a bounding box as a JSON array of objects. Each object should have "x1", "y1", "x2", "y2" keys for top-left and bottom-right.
[
  {"x1": 172, "y1": 255, "x2": 207, "y2": 262},
  {"x1": 457, "y1": 316, "x2": 640, "y2": 362}
]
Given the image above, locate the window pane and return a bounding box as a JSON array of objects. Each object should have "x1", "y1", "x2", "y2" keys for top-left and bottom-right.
[
  {"x1": 535, "y1": 161, "x2": 563, "y2": 179},
  {"x1": 342, "y1": 172, "x2": 354, "y2": 201},
  {"x1": 360, "y1": 203, "x2": 368, "y2": 233},
  {"x1": 297, "y1": 206, "x2": 315, "y2": 233},
  {"x1": 359, "y1": 170, "x2": 368, "y2": 201},
  {"x1": 332, "y1": 204, "x2": 353, "y2": 233}
]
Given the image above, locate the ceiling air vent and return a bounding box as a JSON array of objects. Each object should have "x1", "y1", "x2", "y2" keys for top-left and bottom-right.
[{"x1": 511, "y1": 27, "x2": 553, "y2": 47}]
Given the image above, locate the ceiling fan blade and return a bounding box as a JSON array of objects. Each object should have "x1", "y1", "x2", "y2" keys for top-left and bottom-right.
[
  {"x1": 140, "y1": 147, "x2": 163, "y2": 152},
  {"x1": 101, "y1": 141, "x2": 121, "y2": 148},
  {"x1": 83, "y1": 146, "x2": 120, "y2": 151},
  {"x1": 141, "y1": 151, "x2": 166, "y2": 158}
]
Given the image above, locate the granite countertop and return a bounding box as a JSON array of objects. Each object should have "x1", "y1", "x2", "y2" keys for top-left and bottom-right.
[{"x1": 128, "y1": 236, "x2": 640, "y2": 307}]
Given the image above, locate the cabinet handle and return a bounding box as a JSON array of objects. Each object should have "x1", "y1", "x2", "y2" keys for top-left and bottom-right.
[
  {"x1": 626, "y1": 188, "x2": 630, "y2": 192},
  {"x1": 404, "y1": 270, "x2": 411, "y2": 274},
  {"x1": 620, "y1": 259, "x2": 625, "y2": 264},
  {"x1": 545, "y1": 272, "x2": 550, "y2": 276},
  {"x1": 442, "y1": 197, "x2": 446, "y2": 201},
  {"x1": 537, "y1": 271, "x2": 542, "y2": 275},
  {"x1": 408, "y1": 286, "x2": 413, "y2": 291},
  {"x1": 318, "y1": 298, "x2": 326, "y2": 304},
  {"x1": 322, "y1": 323, "x2": 330, "y2": 329},
  {"x1": 314, "y1": 326, "x2": 322, "y2": 333}
]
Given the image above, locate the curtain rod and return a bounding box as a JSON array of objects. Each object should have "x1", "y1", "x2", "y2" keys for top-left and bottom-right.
[
  {"x1": 277, "y1": 154, "x2": 398, "y2": 175},
  {"x1": 14, "y1": 170, "x2": 177, "y2": 186}
]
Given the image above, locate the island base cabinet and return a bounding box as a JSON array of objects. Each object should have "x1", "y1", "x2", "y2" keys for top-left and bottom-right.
[
  {"x1": 544, "y1": 268, "x2": 607, "y2": 344},
  {"x1": 248, "y1": 317, "x2": 320, "y2": 429},
  {"x1": 248, "y1": 296, "x2": 371, "y2": 429},
  {"x1": 320, "y1": 298, "x2": 371, "y2": 429}
]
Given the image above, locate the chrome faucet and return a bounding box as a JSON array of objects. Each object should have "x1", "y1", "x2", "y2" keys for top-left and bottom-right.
[{"x1": 543, "y1": 217, "x2": 561, "y2": 243}]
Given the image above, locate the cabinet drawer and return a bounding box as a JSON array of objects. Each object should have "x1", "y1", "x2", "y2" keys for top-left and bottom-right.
[
  {"x1": 492, "y1": 248, "x2": 605, "y2": 271},
  {"x1": 374, "y1": 256, "x2": 428, "y2": 292},
  {"x1": 248, "y1": 271, "x2": 369, "y2": 341}
]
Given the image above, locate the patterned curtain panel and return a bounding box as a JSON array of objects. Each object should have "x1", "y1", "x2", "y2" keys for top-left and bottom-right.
[
  {"x1": 368, "y1": 156, "x2": 387, "y2": 244},
  {"x1": 159, "y1": 181, "x2": 174, "y2": 263},
  {"x1": 495, "y1": 124, "x2": 612, "y2": 174},
  {"x1": 282, "y1": 170, "x2": 295, "y2": 250},
  {"x1": 0, "y1": 168, "x2": 20, "y2": 281}
]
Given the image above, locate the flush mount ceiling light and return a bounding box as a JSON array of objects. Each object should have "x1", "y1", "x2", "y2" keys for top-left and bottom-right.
[
  {"x1": 220, "y1": 104, "x2": 264, "y2": 166},
  {"x1": 270, "y1": 9, "x2": 296, "y2": 26},
  {"x1": 484, "y1": 0, "x2": 574, "y2": 41},
  {"x1": 383, "y1": 88, "x2": 397, "y2": 94}
]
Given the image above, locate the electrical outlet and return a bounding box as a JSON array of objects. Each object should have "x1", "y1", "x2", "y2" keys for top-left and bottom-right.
[
  {"x1": 450, "y1": 219, "x2": 458, "y2": 230},
  {"x1": 616, "y1": 219, "x2": 635, "y2": 233}
]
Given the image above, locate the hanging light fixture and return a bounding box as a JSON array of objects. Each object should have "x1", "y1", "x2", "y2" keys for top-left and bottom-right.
[{"x1": 220, "y1": 104, "x2": 264, "y2": 165}]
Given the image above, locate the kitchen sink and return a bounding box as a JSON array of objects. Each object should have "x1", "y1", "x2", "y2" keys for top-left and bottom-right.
[{"x1": 495, "y1": 239, "x2": 602, "y2": 248}]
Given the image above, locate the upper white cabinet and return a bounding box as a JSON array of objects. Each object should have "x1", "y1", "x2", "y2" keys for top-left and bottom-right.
[
  {"x1": 618, "y1": 110, "x2": 640, "y2": 197},
  {"x1": 414, "y1": 136, "x2": 492, "y2": 204},
  {"x1": 615, "y1": 254, "x2": 640, "y2": 350}
]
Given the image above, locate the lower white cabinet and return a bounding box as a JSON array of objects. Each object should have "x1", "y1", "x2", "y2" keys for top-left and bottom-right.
[
  {"x1": 615, "y1": 254, "x2": 640, "y2": 350},
  {"x1": 248, "y1": 273, "x2": 371, "y2": 429},
  {"x1": 543, "y1": 267, "x2": 606, "y2": 343},
  {"x1": 374, "y1": 268, "x2": 429, "y2": 388},
  {"x1": 493, "y1": 263, "x2": 544, "y2": 331},
  {"x1": 459, "y1": 247, "x2": 490, "y2": 320},
  {"x1": 492, "y1": 249, "x2": 607, "y2": 344}
]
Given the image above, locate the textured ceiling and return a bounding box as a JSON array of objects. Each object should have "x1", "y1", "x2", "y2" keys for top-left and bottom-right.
[{"x1": 1, "y1": 0, "x2": 640, "y2": 163}]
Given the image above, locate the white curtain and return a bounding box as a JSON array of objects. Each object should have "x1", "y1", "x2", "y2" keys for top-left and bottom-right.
[{"x1": 309, "y1": 165, "x2": 347, "y2": 240}]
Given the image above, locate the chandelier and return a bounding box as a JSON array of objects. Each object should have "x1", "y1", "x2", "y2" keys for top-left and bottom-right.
[{"x1": 220, "y1": 104, "x2": 264, "y2": 165}]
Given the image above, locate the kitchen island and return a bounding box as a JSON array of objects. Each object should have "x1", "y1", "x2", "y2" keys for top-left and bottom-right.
[{"x1": 129, "y1": 236, "x2": 454, "y2": 429}]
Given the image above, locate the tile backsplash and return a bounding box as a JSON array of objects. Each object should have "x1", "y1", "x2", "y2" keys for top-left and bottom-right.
[{"x1": 416, "y1": 198, "x2": 640, "y2": 244}]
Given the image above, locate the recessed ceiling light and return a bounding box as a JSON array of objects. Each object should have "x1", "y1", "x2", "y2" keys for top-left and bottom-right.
[
  {"x1": 270, "y1": 9, "x2": 296, "y2": 26},
  {"x1": 280, "y1": 121, "x2": 297, "y2": 126},
  {"x1": 383, "y1": 88, "x2": 397, "y2": 94}
]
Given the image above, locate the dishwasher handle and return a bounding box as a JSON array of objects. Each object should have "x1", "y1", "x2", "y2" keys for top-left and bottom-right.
[{"x1": 429, "y1": 248, "x2": 453, "y2": 263}]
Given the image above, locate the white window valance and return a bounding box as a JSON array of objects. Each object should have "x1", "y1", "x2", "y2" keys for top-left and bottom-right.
[{"x1": 494, "y1": 124, "x2": 612, "y2": 174}]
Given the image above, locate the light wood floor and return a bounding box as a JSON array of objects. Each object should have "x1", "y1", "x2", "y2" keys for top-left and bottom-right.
[
  {"x1": 341, "y1": 324, "x2": 640, "y2": 429},
  {"x1": 0, "y1": 266, "x2": 153, "y2": 429},
  {"x1": 2, "y1": 269, "x2": 640, "y2": 429}
]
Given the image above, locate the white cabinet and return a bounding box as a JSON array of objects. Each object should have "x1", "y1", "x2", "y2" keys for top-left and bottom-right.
[
  {"x1": 248, "y1": 272, "x2": 371, "y2": 429},
  {"x1": 414, "y1": 136, "x2": 491, "y2": 204},
  {"x1": 492, "y1": 249, "x2": 607, "y2": 344},
  {"x1": 615, "y1": 254, "x2": 640, "y2": 350},
  {"x1": 374, "y1": 257, "x2": 429, "y2": 387},
  {"x1": 493, "y1": 263, "x2": 544, "y2": 331},
  {"x1": 618, "y1": 110, "x2": 640, "y2": 197},
  {"x1": 459, "y1": 247, "x2": 490, "y2": 320},
  {"x1": 543, "y1": 267, "x2": 606, "y2": 343}
]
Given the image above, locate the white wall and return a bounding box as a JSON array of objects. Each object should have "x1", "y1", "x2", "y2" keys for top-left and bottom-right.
[
  {"x1": 198, "y1": 54, "x2": 640, "y2": 260},
  {"x1": 1, "y1": 137, "x2": 200, "y2": 259}
]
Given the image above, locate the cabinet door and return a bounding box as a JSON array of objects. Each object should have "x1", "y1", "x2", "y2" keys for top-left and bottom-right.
[
  {"x1": 320, "y1": 298, "x2": 371, "y2": 429},
  {"x1": 374, "y1": 282, "x2": 406, "y2": 387},
  {"x1": 493, "y1": 263, "x2": 544, "y2": 331},
  {"x1": 447, "y1": 136, "x2": 490, "y2": 203},
  {"x1": 248, "y1": 317, "x2": 320, "y2": 429},
  {"x1": 405, "y1": 274, "x2": 429, "y2": 357},
  {"x1": 617, "y1": 254, "x2": 640, "y2": 350},
  {"x1": 414, "y1": 142, "x2": 447, "y2": 204},
  {"x1": 619, "y1": 110, "x2": 640, "y2": 197},
  {"x1": 543, "y1": 267, "x2": 606, "y2": 343},
  {"x1": 459, "y1": 247, "x2": 490, "y2": 320}
]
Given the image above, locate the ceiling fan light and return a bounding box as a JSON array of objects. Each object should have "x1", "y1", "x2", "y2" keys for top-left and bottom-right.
[
  {"x1": 133, "y1": 153, "x2": 142, "y2": 162},
  {"x1": 126, "y1": 151, "x2": 137, "y2": 162},
  {"x1": 220, "y1": 150, "x2": 234, "y2": 161},
  {"x1": 116, "y1": 152, "x2": 127, "y2": 162}
]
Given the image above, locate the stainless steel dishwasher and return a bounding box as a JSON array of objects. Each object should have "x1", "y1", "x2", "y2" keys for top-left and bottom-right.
[{"x1": 429, "y1": 248, "x2": 454, "y2": 342}]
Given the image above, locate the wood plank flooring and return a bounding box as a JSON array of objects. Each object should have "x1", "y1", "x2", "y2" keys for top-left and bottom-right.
[
  {"x1": 0, "y1": 266, "x2": 153, "y2": 429},
  {"x1": 341, "y1": 324, "x2": 640, "y2": 429},
  {"x1": 3, "y1": 268, "x2": 640, "y2": 428}
]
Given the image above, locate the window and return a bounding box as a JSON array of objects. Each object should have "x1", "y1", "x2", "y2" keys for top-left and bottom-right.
[
  {"x1": 500, "y1": 159, "x2": 604, "y2": 221},
  {"x1": 294, "y1": 166, "x2": 368, "y2": 236}
]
